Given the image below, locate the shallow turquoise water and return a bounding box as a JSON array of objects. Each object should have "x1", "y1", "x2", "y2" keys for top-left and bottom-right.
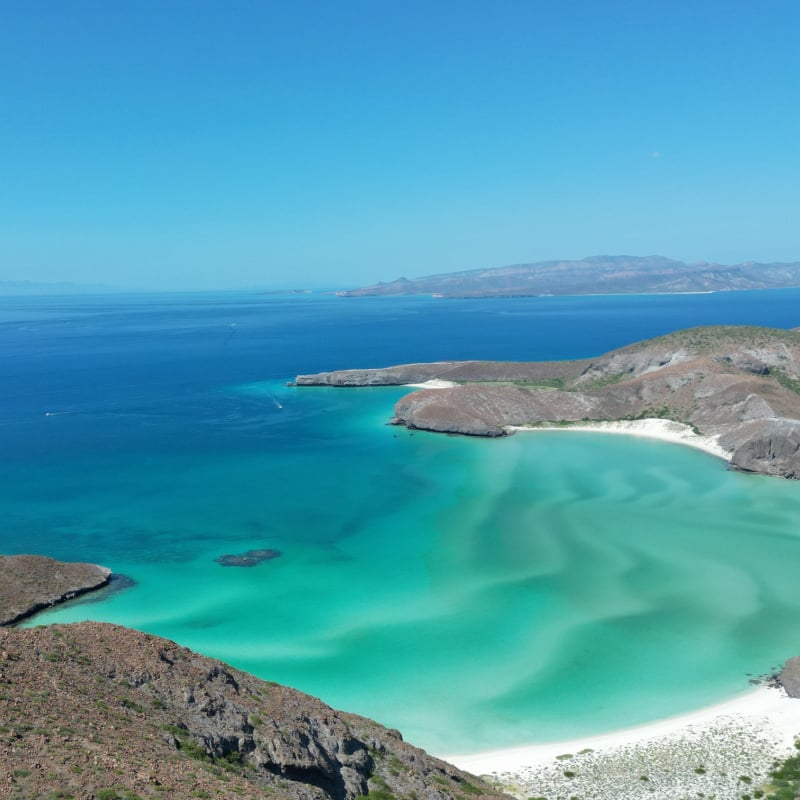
[
  {"x1": 18, "y1": 381, "x2": 800, "y2": 753},
  {"x1": 4, "y1": 292, "x2": 800, "y2": 754}
]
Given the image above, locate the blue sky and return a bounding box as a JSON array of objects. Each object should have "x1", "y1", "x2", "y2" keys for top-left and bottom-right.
[{"x1": 1, "y1": 1, "x2": 799, "y2": 290}]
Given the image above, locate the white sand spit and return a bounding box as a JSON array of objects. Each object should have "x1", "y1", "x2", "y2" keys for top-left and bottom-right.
[
  {"x1": 509, "y1": 418, "x2": 732, "y2": 461},
  {"x1": 442, "y1": 687, "x2": 800, "y2": 800},
  {"x1": 404, "y1": 379, "x2": 459, "y2": 389}
]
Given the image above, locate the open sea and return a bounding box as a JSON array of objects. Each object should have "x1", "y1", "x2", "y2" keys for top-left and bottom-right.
[{"x1": 2, "y1": 288, "x2": 800, "y2": 754}]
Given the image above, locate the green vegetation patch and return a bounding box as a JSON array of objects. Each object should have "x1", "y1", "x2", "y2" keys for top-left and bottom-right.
[
  {"x1": 771, "y1": 368, "x2": 800, "y2": 395},
  {"x1": 631, "y1": 325, "x2": 800, "y2": 354},
  {"x1": 762, "y1": 740, "x2": 800, "y2": 799},
  {"x1": 577, "y1": 371, "x2": 631, "y2": 390},
  {"x1": 119, "y1": 696, "x2": 144, "y2": 713},
  {"x1": 357, "y1": 777, "x2": 397, "y2": 800},
  {"x1": 96, "y1": 790, "x2": 145, "y2": 800},
  {"x1": 456, "y1": 377, "x2": 568, "y2": 389},
  {"x1": 620, "y1": 405, "x2": 693, "y2": 426},
  {"x1": 516, "y1": 377, "x2": 567, "y2": 389}
]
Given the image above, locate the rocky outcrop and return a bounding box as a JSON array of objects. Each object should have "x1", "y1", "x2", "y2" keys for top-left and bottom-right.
[
  {"x1": 297, "y1": 325, "x2": 800, "y2": 478},
  {"x1": 392, "y1": 384, "x2": 606, "y2": 436},
  {"x1": 0, "y1": 623, "x2": 509, "y2": 800},
  {"x1": 780, "y1": 656, "x2": 800, "y2": 698},
  {"x1": 725, "y1": 418, "x2": 800, "y2": 479},
  {"x1": 0, "y1": 554, "x2": 111, "y2": 626}
]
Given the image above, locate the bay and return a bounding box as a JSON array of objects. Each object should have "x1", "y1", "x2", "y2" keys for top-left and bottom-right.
[{"x1": 2, "y1": 289, "x2": 800, "y2": 753}]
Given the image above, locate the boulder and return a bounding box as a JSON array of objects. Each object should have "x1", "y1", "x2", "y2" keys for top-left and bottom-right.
[
  {"x1": 729, "y1": 418, "x2": 800, "y2": 479},
  {"x1": 780, "y1": 656, "x2": 800, "y2": 698}
]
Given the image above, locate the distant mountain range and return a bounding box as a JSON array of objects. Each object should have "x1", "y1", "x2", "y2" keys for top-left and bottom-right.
[{"x1": 336, "y1": 255, "x2": 800, "y2": 298}]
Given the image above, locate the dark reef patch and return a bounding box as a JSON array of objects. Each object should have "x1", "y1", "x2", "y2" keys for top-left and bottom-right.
[{"x1": 215, "y1": 548, "x2": 281, "y2": 567}]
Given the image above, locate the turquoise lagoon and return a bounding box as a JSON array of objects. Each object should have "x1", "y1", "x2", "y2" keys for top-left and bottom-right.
[{"x1": 3, "y1": 292, "x2": 800, "y2": 753}]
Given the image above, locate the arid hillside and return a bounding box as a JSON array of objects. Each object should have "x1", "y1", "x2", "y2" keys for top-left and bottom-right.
[
  {"x1": 297, "y1": 325, "x2": 800, "y2": 478},
  {"x1": 0, "y1": 621, "x2": 508, "y2": 800}
]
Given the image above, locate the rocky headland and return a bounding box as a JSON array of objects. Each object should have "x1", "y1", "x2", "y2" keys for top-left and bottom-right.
[
  {"x1": 0, "y1": 554, "x2": 111, "y2": 626},
  {"x1": 296, "y1": 325, "x2": 800, "y2": 479},
  {"x1": 0, "y1": 562, "x2": 507, "y2": 800}
]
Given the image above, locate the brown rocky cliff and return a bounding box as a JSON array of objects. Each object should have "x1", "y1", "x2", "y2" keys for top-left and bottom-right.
[{"x1": 0, "y1": 622, "x2": 510, "y2": 800}]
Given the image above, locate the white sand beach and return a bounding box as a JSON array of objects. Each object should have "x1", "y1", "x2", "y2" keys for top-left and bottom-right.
[
  {"x1": 509, "y1": 418, "x2": 733, "y2": 462},
  {"x1": 404, "y1": 379, "x2": 460, "y2": 389},
  {"x1": 443, "y1": 686, "x2": 800, "y2": 800}
]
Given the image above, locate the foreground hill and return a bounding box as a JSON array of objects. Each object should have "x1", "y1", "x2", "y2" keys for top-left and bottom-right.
[
  {"x1": 296, "y1": 325, "x2": 800, "y2": 479},
  {"x1": 0, "y1": 621, "x2": 508, "y2": 800},
  {"x1": 336, "y1": 255, "x2": 800, "y2": 297}
]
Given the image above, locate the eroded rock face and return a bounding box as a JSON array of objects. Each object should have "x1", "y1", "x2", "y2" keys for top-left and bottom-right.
[
  {"x1": 728, "y1": 419, "x2": 800, "y2": 479},
  {"x1": 780, "y1": 656, "x2": 800, "y2": 698},
  {"x1": 0, "y1": 623, "x2": 509, "y2": 800},
  {"x1": 392, "y1": 385, "x2": 605, "y2": 436}
]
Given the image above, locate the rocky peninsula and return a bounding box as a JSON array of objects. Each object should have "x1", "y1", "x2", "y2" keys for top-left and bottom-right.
[
  {"x1": 0, "y1": 554, "x2": 111, "y2": 626},
  {"x1": 296, "y1": 325, "x2": 800, "y2": 479}
]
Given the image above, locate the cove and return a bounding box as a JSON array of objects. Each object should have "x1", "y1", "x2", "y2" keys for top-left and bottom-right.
[{"x1": 20, "y1": 380, "x2": 800, "y2": 754}]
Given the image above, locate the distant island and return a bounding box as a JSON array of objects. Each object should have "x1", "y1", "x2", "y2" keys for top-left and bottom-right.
[
  {"x1": 297, "y1": 324, "x2": 800, "y2": 479},
  {"x1": 335, "y1": 255, "x2": 800, "y2": 298}
]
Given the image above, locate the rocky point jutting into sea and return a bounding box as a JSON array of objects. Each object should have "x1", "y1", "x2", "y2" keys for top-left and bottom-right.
[
  {"x1": 296, "y1": 325, "x2": 800, "y2": 479},
  {"x1": 0, "y1": 554, "x2": 111, "y2": 626}
]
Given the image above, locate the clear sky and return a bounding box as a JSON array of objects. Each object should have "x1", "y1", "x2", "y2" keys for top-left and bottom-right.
[{"x1": 1, "y1": 1, "x2": 799, "y2": 290}]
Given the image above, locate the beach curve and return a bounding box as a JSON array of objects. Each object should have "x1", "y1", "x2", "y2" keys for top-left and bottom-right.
[
  {"x1": 508, "y1": 418, "x2": 733, "y2": 462},
  {"x1": 442, "y1": 685, "x2": 800, "y2": 799}
]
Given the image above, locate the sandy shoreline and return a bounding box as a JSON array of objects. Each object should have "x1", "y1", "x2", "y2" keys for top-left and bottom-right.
[
  {"x1": 442, "y1": 687, "x2": 800, "y2": 799},
  {"x1": 442, "y1": 685, "x2": 800, "y2": 773},
  {"x1": 509, "y1": 418, "x2": 733, "y2": 462}
]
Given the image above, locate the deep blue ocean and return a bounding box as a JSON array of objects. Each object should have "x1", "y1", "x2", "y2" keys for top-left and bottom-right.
[{"x1": 2, "y1": 288, "x2": 800, "y2": 754}]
